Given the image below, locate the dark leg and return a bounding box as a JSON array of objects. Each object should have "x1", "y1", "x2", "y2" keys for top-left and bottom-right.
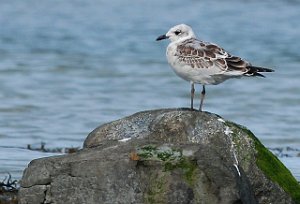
[
  {"x1": 190, "y1": 82, "x2": 195, "y2": 110},
  {"x1": 199, "y1": 85, "x2": 205, "y2": 111}
]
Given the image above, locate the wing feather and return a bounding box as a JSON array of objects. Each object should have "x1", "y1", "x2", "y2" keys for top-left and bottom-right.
[{"x1": 175, "y1": 39, "x2": 251, "y2": 75}]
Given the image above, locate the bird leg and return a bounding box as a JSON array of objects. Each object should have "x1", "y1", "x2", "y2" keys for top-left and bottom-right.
[
  {"x1": 199, "y1": 85, "x2": 205, "y2": 111},
  {"x1": 190, "y1": 82, "x2": 195, "y2": 110}
]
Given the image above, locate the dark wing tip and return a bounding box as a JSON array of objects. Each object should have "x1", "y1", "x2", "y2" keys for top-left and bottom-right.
[
  {"x1": 253, "y1": 72, "x2": 266, "y2": 78},
  {"x1": 246, "y1": 65, "x2": 274, "y2": 77},
  {"x1": 248, "y1": 66, "x2": 274, "y2": 73}
]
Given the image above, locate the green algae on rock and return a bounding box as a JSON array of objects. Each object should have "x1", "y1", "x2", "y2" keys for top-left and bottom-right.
[
  {"x1": 137, "y1": 144, "x2": 198, "y2": 185},
  {"x1": 226, "y1": 121, "x2": 300, "y2": 204}
]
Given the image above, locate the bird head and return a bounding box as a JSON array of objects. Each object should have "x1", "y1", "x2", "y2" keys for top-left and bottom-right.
[{"x1": 156, "y1": 24, "x2": 196, "y2": 42}]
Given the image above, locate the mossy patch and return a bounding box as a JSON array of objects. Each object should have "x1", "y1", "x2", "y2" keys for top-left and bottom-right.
[
  {"x1": 144, "y1": 173, "x2": 168, "y2": 204},
  {"x1": 226, "y1": 122, "x2": 300, "y2": 203},
  {"x1": 137, "y1": 145, "x2": 182, "y2": 161},
  {"x1": 137, "y1": 145, "x2": 158, "y2": 159},
  {"x1": 165, "y1": 158, "x2": 198, "y2": 186},
  {"x1": 137, "y1": 144, "x2": 198, "y2": 186}
]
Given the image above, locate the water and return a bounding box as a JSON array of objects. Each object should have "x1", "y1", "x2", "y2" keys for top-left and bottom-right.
[{"x1": 0, "y1": 0, "x2": 299, "y2": 180}]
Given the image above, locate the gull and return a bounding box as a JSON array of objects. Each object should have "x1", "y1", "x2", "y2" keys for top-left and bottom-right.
[{"x1": 156, "y1": 24, "x2": 274, "y2": 111}]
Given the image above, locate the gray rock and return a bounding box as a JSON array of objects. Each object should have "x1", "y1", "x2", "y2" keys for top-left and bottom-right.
[{"x1": 19, "y1": 108, "x2": 300, "y2": 204}]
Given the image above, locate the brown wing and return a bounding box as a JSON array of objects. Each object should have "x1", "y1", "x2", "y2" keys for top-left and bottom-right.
[
  {"x1": 175, "y1": 39, "x2": 272, "y2": 77},
  {"x1": 225, "y1": 55, "x2": 250, "y2": 72},
  {"x1": 175, "y1": 39, "x2": 229, "y2": 71}
]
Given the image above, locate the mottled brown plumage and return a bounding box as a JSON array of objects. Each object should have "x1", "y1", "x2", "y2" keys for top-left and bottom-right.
[{"x1": 174, "y1": 38, "x2": 266, "y2": 76}]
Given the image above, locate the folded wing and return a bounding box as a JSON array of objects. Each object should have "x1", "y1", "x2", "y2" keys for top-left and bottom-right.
[{"x1": 175, "y1": 39, "x2": 273, "y2": 77}]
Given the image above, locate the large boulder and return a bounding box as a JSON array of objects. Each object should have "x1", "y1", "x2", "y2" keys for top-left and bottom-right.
[{"x1": 18, "y1": 108, "x2": 300, "y2": 204}]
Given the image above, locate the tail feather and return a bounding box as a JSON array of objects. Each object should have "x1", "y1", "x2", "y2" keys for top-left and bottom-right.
[{"x1": 246, "y1": 65, "x2": 274, "y2": 77}]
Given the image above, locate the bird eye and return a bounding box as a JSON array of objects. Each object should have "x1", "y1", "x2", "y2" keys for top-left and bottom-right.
[{"x1": 174, "y1": 30, "x2": 181, "y2": 35}]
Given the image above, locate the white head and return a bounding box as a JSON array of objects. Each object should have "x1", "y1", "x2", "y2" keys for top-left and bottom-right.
[{"x1": 156, "y1": 24, "x2": 196, "y2": 42}]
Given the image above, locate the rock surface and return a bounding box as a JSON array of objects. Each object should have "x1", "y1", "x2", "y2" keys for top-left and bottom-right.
[{"x1": 19, "y1": 108, "x2": 300, "y2": 204}]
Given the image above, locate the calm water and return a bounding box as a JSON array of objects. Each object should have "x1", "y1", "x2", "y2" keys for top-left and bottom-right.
[{"x1": 0, "y1": 0, "x2": 299, "y2": 180}]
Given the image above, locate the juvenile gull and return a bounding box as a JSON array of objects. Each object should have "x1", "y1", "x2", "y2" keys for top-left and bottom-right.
[{"x1": 156, "y1": 24, "x2": 274, "y2": 111}]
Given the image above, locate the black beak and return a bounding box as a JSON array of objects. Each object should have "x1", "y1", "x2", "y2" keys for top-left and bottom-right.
[{"x1": 156, "y1": 34, "x2": 168, "y2": 41}]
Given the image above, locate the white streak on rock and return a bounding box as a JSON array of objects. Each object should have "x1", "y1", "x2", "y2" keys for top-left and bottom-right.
[
  {"x1": 234, "y1": 164, "x2": 241, "y2": 176},
  {"x1": 233, "y1": 149, "x2": 239, "y2": 165},
  {"x1": 118, "y1": 137, "x2": 131, "y2": 142},
  {"x1": 225, "y1": 126, "x2": 241, "y2": 177},
  {"x1": 224, "y1": 126, "x2": 233, "y2": 135},
  {"x1": 217, "y1": 118, "x2": 225, "y2": 123}
]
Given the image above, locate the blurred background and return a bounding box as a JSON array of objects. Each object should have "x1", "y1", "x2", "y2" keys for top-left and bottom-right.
[{"x1": 0, "y1": 0, "x2": 299, "y2": 180}]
